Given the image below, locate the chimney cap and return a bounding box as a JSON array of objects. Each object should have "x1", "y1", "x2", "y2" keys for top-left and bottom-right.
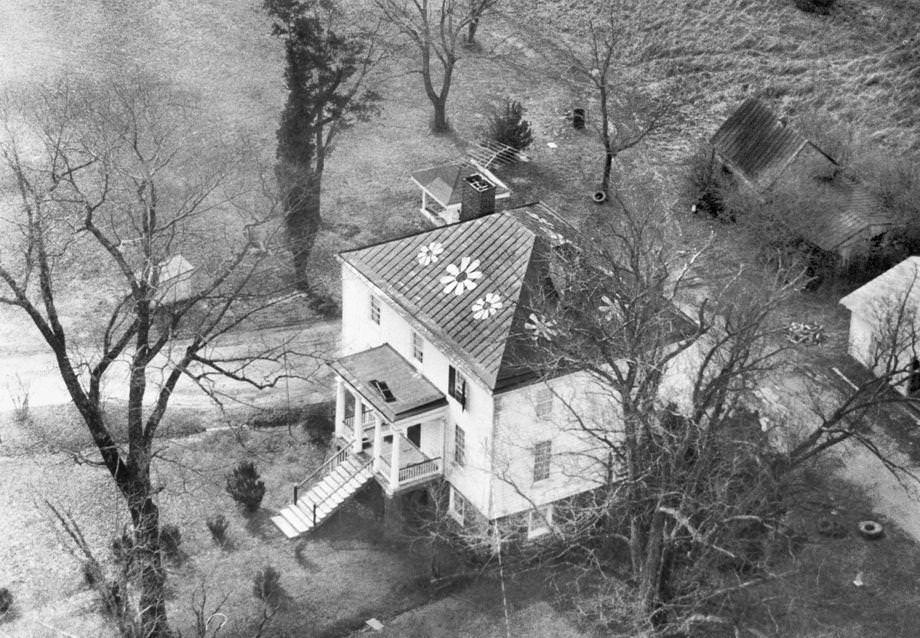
[{"x1": 464, "y1": 173, "x2": 493, "y2": 192}]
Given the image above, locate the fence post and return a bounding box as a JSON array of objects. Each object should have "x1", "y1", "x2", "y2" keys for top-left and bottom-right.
[{"x1": 293, "y1": 484, "x2": 299, "y2": 504}]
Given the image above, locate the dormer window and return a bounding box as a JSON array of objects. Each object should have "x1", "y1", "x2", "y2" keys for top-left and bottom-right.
[{"x1": 448, "y1": 365, "x2": 467, "y2": 408}]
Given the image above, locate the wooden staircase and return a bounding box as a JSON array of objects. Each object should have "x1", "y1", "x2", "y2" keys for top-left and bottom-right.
[{"x1": 271, "y1": 453, "x2": 373, "y2": 539}]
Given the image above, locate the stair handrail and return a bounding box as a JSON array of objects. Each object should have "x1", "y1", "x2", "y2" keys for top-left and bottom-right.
[
  {"x1": 311, "y1": 457, "x2": 373, "y2": 526},
  {"x1": 293, "y1": 445, "x2": 350, "y2": 503}
]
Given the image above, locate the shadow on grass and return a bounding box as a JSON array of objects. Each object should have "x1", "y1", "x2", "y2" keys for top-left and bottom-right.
[
  {"x1": 244, "y1": 509, "x2": 274, "y2": 540},
  {"x1": 294, "y1": 539, "x2": 322, "y2": 573}
]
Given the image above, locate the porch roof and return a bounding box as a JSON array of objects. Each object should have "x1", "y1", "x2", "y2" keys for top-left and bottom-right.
[
  {"x1": 329, "y1": 344, "x2": 447, "y2": 422},
  {"x1": 410, "y1": 162, "x2": 510, "y2": 207}
]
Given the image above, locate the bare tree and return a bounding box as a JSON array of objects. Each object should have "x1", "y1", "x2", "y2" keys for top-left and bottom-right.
[
  {"x1": 429, "y1": 190, "x2": 920, "y2": 634},
  {"x1": 465, "y1": 0, "x2": 500, "y2": 45},
  {"x1": 375, "y1": 0, "x2": 480, "y2": 132},
  {"x1": 0, "y1": 76, "x2": 293, "y2": 637}
]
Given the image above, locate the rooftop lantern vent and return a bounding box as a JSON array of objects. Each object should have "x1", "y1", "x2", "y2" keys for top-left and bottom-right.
[{"x1": 370, "y1": 379, "x2": 397, "y2": 403}]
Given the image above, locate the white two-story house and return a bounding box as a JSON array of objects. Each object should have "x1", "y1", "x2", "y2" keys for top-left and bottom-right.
[{"x1": 271, "y1": 187, "x2": 619, "y2": 540}]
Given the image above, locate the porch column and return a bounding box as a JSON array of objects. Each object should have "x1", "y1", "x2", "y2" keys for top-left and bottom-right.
[
  {"x1": 351, "y1": 393, "x2": 363, "y2": 454},
  {"x1": 334, "y1": 377, "x2": 346, "y2": 440},
  {"x1": 389, "y1": 431, "x2": 401, "y2": 486},
  {"x1": 372, "y1": 414, "x2": 383, "y2": 473}
]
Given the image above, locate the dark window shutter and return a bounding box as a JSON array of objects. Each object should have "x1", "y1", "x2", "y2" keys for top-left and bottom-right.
[{"x1": 448, "y1": 365, "x2": 456, "y2": 396}]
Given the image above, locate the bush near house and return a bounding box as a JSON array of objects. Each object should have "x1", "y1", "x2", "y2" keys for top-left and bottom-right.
[
  {"x1": 226, "y1": 461, "x2": 266, "y2": 513},
  {"x1": 206, "y1": 514, "x2": 230, "y2": 547},
  {"x1": 252, "y1": 566, "x2": 282, "y2": 606}
]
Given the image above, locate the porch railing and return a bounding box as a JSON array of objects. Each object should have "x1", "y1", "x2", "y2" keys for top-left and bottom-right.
[
  {"x1": 398, "y1": 457, "x2": 441, "y2": 483},
  {"x1": 293, "y1": 446, "x2": 349, "y2": 504},
  {"x1": 342, "y1": 412, "x2": 375, "y2": 429}
]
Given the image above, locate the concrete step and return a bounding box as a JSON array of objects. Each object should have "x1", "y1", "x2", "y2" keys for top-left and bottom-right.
[
  {"x1": 281, "y1": 505, "x2": 312, "y2": 532},
  {"x1": 270, "y1": 515, "x2": 299, "y2": 539},
  {"x1": 291, "y1": 503, "x2": 316, "y2": 527}
]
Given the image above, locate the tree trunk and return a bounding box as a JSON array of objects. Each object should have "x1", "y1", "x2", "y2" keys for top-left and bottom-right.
[
  {"x1": 432, "y1": 98, "x2": 449, "y2": 133},
  {"x1": 127, "y1": 480, "x2": 169, "y2": 637},
  {"x1": 599, "y1": 82, "x2": 613, "y2": 197},
  {"x1": 639, "y1": 509, "x2": 666, "y2": 625},
  {"x1": 466, "y1": 18, "x2": 480, "y2": 44},
  {"x1": 602, "y1": 150, "x2": 613, "y2": 196},
  {"x1": 283, "y1": 178, "x2": 321, "y2": 292},
  {"x1": 420, "y1": 44, "x2": 453, "y2": 133}
]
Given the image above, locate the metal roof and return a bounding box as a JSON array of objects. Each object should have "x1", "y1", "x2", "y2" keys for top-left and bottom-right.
[
  {"x1": 339, "y1": 203, "x2": 576, "y2": 388},
  {"x1": 330, "y1": 344, "x2": 447, "y2": 422},
  {"x1": 840, "y1": 256, "x2": 920, "y2": 316},
  {"x1": 410, "y1": 162, "x2": 510, "y2": 207},
  {"x1": 784, "y1": 182, "x2": 894, "y2": 253},
  {"x1": 711, "y1": 98, "x2": 818, "y2": 190}
]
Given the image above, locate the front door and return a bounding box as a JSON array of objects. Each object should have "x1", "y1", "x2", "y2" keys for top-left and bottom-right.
[{"x1": 407, "y1": 424, "x2": 421, "y2": 448}]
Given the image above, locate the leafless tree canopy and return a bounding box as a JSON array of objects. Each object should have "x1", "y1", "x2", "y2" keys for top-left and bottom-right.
[{"x1": 0, "y1": 74, "x2": 292, "y2": 637}]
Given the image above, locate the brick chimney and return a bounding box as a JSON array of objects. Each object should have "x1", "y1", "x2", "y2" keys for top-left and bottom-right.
[{"x1": 460, "y1": 173, "x2": 496, "y2": 221}]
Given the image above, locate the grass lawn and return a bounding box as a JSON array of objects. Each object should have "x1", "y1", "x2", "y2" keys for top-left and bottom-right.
[
  {"x1": 0, "y1": 425, "x2": 437, "y2": 637},
  {"x1": 2, "y1": 0, "x2": 920, "y2": 636}
]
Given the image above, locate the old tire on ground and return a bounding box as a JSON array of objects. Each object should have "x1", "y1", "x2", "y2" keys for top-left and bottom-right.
[{"x1": 857, "y1": 520, "x2": 884, "y2": 540}]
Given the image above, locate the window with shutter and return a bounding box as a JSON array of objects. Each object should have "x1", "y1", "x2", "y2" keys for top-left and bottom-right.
[{"x1": 448, "y1": 365, "x2": 467, "y2": 408}]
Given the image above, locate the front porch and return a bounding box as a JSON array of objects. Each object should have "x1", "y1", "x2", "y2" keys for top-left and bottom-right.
[{"x1": 332, "y1": 344, "x2": 448, "y2": 496}]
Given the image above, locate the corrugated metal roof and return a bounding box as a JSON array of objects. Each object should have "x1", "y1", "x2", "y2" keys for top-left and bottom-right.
[
  {"x1": 840, "y1": 256, "x2": 920, "y2": 315},
  {"x1": 330, "y1": 344, "x2": 446, "y2": 422},
  {"x1": 711, "y1": 98, "x2": 813, "y2": 190},
  {"x1": 783, "y1": 182, "x2": 894, "y2": 253},
  {"x1": 410, "y1": 162, "x2": 510, "y2": 206},
  {"x1": 339, "y1": 204, "x2": 576, "y2": 388}
]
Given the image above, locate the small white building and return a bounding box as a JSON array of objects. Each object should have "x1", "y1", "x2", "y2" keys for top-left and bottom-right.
[
  {"x1": 839, "y1": 256, "x2": 920, "y2": 396},
  {"x1": 272, "y1": 198, "x2": 691, "y2": 541},
  {"x1": 410, "y1": 161, "x2": 510, "y2": 226},
  {"x1": 155, "y1": 255, "x2": 195, "y2": 306}
]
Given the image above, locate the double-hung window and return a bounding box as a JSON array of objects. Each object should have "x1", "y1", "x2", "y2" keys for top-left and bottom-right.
[
  {"x1": 448, "y1": 365, "x2": 467, "y2": 408},
  {"x1": 412, "y1": 332, "x2": 424, "y2": 363},
  {"x1": 535, "y1": 388, "x2": 553, "y2": 418},
  {"x1": 453, "y1": 425, "x2": 466, "y2": 466},
  {"x1": 533, "y1": 440, "x2": 551, "y2": 482},
  {"x1": 370, "y1": 295, "x2": 381, "y2": 324},
  {"x1": 449, "y1": 486, "x2": 467, "y2": 524},
  {"x1": 527, "y1": 505, "x2": 553, "y2": 539}
]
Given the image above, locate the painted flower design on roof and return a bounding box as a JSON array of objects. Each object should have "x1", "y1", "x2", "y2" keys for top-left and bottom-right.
[
  {"x1": 472, "y1": 292, "x2": 502, "y2": 320},
  {"x1": 418, "y1": 241, "x2": 444, "y2": 266},
  {"x1": 525, "y1": 312, "x2": 559, "y2": 340},
  {"x1": 440, "y1": 257, "x2": 483, "y2": 295}
]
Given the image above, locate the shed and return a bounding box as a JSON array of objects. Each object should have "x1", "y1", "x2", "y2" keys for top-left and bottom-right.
[
  {"x1": 155, "y1": 254, "x2": 195, "y2": 305},
  {"x1": 410, "y1": 161, "x2": 510, "y2": 225},
  {"x1": 840, "y1": 256, "x2": 920, "y2": 395},
  {"x1": 710, "y1": 98, "x2": 837, "y2": 192},
  {"x1": 782, "y1": 182, "x2": 894, "y2": 262}
]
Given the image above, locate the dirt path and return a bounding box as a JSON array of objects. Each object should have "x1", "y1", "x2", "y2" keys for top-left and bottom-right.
[
  {"x1": 762, "y1": 366, "x2": 920, "y2": 543},
  {"x1": 0, "y1": 320, "x2": 341, "y2": 413}
]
